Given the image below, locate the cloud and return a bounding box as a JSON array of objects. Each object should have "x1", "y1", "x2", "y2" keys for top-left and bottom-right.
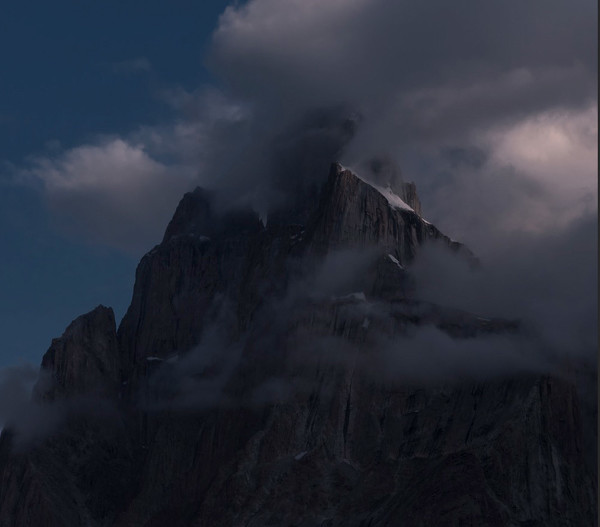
[
  {"x1": 6, "y1": 0, "x2": 598, "y2": 261},
  {"x1": 410, "y1": 213, "x2": 598, "y2": 365},
  {"x1": 212, "y1": 0, "x2": 596, "y2": 116},
  {"x1": 486, "y1": 103, "x2": 598, "y2": 214},
  {"x1": 14, "y1": 89, "x2": 248, "y2": 253},
  {"x1": 19, "y1": 138, "x2": 195, "y2": 253},
  {"x1": 0, "y1": 361, "x2": 125, "y2": 450},
  {"x1": 0, "y1": 364, "x2": 63, "y2": 447},
  {"x1": 207, "y1": 0, "x2": 597, "y2": 241},
  {"x1": 367, "y1": 327, "x2": 548, "y2": 383},
  {"x1": 402, "y1": 102, "x2": 598, "y2": 250}
]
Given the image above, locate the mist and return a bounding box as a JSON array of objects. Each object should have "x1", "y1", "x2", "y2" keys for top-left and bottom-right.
[{"x1": 0, "y1": 364, "x2": 64, "y2": 447}]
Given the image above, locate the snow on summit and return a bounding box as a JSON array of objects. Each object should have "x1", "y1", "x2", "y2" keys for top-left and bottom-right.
[
  {"x1": 336, "y1": 163, "x2": 415, "y2": 213},
  {"x1": 369, "y1": 182, "x2": 415, "y2": 213}
]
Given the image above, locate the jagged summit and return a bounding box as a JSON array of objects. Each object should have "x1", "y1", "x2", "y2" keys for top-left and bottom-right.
[
  {"x1": 334, "y1": 162, "x2": 422, "y2": 216},
  {"x1": 162, "y1": 162, "x2": 452, "y2": 260},
  {"x1": 335, "y1": 163, "x2": 414, "y2": 210},
  {"x1": 162, "y1": 186, "x2": 214, "y2": 243},
  {"x1": 306, "y1": 163, "x2": 466, "y2": 263},
  {"x1": 162, "y1": 186, "x2": 262, "y2": 244}
]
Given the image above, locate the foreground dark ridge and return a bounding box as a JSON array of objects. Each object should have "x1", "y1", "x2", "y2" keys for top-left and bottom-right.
[{"x1": 0, "y1": 163, "x2": 596, "y2": 526}]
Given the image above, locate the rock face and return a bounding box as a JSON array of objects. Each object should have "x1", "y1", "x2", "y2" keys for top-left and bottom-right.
[
  {"x1": 307, "y1": 165, "x2": 463, "y2": 261},
  {"x1": 35, "y1": 305, "x2": 120, "y2": 401},
  {"x1": 0, "y1": 163, "x2": 596, "y2": 526},
  {"x1": 397, "y1": 181, "x2": 422, "y2": 217}
]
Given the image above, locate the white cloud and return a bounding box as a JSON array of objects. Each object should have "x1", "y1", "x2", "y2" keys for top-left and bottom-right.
[
  {"x1": 488, "y1": 103, "x2": 597, "y2": 197},
  {"x1": 482, "y1": 103, "x2": 598, "y2": 233},
  {"x1": 12, "y1": 87, "x2": 251, "y2": 253},
  {"x1": 21, "y1": 138, "x2": 195, "y2": 253}
]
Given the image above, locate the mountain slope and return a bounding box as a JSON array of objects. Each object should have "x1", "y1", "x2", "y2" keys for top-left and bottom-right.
[{"x1": 0, "y1": 163, "x2": 596, "y2": 527}]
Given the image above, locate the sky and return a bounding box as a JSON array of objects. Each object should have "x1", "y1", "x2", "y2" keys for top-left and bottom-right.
[{"x1": 0, "y1": 0, "x2": 597, "y2": 369}]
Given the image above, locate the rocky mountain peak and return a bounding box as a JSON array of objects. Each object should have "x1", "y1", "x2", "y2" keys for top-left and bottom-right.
[
  {"x1": 162, "y1": 187, "x2": 214, "y2": 243},
  {"x1": 358, "y1": 157, "x2": 423, "y2": 217},
  {"x1": 0, "y1": 161, "x2": 595, "y2": 527},
  {"x1": 305, "y1": 163, "x2": 459, "y2": 263},
  {"x1": 162, "y1": 185, "x2": 264, "y2": 245}
]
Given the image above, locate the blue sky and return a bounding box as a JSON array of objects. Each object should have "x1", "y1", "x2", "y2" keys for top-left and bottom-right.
[{"x1": 0, "y1": 1, "x2": 230, "y2": 365}]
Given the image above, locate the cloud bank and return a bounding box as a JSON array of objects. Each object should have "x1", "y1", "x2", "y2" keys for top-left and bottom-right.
[
  {"x1": 211, "y1": 0, "x2": 597, "y2": 248},
  {"x1": 6, "y1": 0, "x2": 595, "y2": 254}
]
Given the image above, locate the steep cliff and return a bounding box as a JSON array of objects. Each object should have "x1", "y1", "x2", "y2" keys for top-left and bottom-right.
[
  {"x1": 0, "y1": 163, "x2": 596, "y2": 527},
  {"x1": 35, "y1": 306, "x2": 120, "y2": 401}
]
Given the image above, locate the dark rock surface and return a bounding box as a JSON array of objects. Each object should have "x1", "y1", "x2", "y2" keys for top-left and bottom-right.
[
  {"x1": 0, "y1": 163, "x2": 596, "y2": 526},
  {"x1": 397, "y1": 181, "x2": 422, "y2": 217},
  {"x1": 306, "y1": 164, "x2": 462, "y2": 262},
  {"x1": 35, "y1": 305, "x2": 120, "y2": 401}
]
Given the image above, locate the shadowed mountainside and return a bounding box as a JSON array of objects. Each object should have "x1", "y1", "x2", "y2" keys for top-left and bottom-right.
[{"x1": 0, "y1": 164, "x2": 596, "y2": 526}]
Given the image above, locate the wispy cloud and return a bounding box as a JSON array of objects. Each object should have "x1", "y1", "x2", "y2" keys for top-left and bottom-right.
[{"x1": 13, "y1": 90, "x2": 248, "y2": 253}]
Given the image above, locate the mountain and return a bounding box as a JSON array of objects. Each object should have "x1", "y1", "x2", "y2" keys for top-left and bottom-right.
[{"x1": 0, "y1": 163, "x2": 596, "y2": 526}]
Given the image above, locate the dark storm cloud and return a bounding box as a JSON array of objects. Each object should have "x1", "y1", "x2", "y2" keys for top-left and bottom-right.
[
  {"x1": 211, "y1": 0, "x2": 596, "y2": 132},
  {"x1": 207, "y1": 0, "x2": 597, "y2": 241}
]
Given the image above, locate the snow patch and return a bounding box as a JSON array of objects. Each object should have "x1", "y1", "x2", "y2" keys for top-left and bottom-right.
[
  {"x1": 387, "y1": 253, "x2": 400, "y2": 265},
  {"x1": 362, "y1": 317, "x2": 370, "y2": 329},
  {"x1": 372, "y1": 183, "x2": 415, "y2": 212},
  {"x1": 345, "y1": 167, "x2": 415, "y2": 213},
  {"x1": 294, "y1": 451, "x2": 308, "y2": 461},
  {"x1": 146, "y1": 356, "x2": 163, "y2": 362},
  {"x1": 387, "y1": 253, "x2": 405, "y2": 270}
]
